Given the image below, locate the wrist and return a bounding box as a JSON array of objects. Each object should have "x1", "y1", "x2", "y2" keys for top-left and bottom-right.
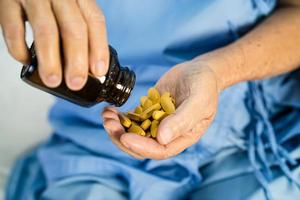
[{"x1": 193, "y1": 44, "x2": 250, "y2": 92}]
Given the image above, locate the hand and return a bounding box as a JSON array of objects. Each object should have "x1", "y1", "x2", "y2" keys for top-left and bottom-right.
[
  {"x1": 0, "y1": 0, "x2": 109, "y2": 90},
  {"x1": 102, "y1": 60, "x2": 220, "y2": 160}
]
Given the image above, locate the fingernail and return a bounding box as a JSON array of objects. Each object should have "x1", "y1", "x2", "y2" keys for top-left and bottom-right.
[
  {"x1": 160, "y1": 129, "x2": 173, "y2": 144},
  {"x1": 47, "y1": 74, "x2": 60, "y2": 87},
  {"x1": 70, "y1": 76, "x2": 84, "y2": 89},
  {"x1": 122, "y1": 140, "x2": 131, "y2": 149},
  {"x1": 121, "y1": 135, "x2": 132, "y2": 149},
  {"x1": 94, "y1": 60, "x2": 106, "y2": 76}
]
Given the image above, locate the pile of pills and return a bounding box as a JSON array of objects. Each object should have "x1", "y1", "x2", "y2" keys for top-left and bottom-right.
[{"x1": 119, "y1": 88, "x2": 176, "y2": 138}]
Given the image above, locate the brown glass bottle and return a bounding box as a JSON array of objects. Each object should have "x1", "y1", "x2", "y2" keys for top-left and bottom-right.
[{"x1": 21, "y1": 43, "x2": 135, "y2": 107}]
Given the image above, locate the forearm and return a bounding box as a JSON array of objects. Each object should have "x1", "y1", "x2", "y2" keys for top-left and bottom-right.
[{"x1": 198, "y1": 6, "x2": 300, "y2": 91}]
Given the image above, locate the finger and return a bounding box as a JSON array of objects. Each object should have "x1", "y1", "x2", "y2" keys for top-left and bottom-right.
[
  {"x1": 103, "y1": 117, "x2": 124, "y2": 138},
  {"x1": 103, "y1": 118, "x2": 144, "y2": 160},
  {"x1": 120, "y1": 132, "x2": 199, "y2": 160},
  {"x1": 102, "y1": 107, "x2": 120, "y2": 122},
  {"x1": 77, "y1": 0, "x2": 109, "y2": 76},
  {"x1": 103, "y1": 106, "x2": 118, "y2": 115},
  {"x1": 121, "y1": 133, "x2": 167, "y2": 160},
  {"x1": 22, "y1": 0, "x2": 62, "y2": 87},
  {"x1": 157, "y1": 96, "x2": 200, "y2": 145},
  {"x1": 103, "y1": 115, "x2": 125, "y2": 137},
  {"x1": 102, "y1": 110, "x2": 118, "y2": 121},
  {"x1": 0, "y1": 0, "x2": 30, "y2": 64},
  {"x1": 52, "y1": 0, "x2": 88, "y2": 91}
]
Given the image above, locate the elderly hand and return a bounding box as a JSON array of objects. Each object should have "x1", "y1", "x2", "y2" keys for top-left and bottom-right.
[
  {"x1": 102, "y1": 60, "x2": 220, "y2": 160},
  {"x1": 0, "y1": 0, "x2": 109, "y2": 91}
]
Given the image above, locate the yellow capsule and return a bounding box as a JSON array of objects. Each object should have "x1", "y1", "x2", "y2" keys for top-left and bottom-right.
[
  {"x1": 150, "y1": 120, "x2": 159, "y2": 138},
  {"x1": 140, "y1": 103, "x2": 161, "y2": 120},
  {"x1": 134, "y1": 106, "x2": 143, "y2": 114},
  {"x1": 140, "y1": 112, "x2": 152, "y2": 121},
  {"x1": 131, "y1": 121, "x2": 139, "y2": 126},
  {"x1": 119, "y1": 113, "x2": 132, "y2": 128},
  {"x1": 160, "y1": 94, "x2": 175, "y2": 114},
  {"x1": 171, "y1": 97, "x2": 176, "y2": 105},
  {"x1": 126, "y1": 112, "x2": 141, "y2": 122},
  {"x1": 140, "y1": 119, "x2": 151, "y2": 130},
  {"x1": 146, "y1": 131, "x2": 151, "y2": 138},
  {"x1": 148, "y1": 87, "x2": 160, "y2": 104},
  {"x1": 142, "y1": 98, "x2": 153, "y2": 110},
  {"x1": 161, "y1": 92, "x2": 171, "y2": 98},
  {"x1": 152, "y1": 110, "x2": 166, "y2": 121},
  {"x1": 128, "y1": 123, "x2": 146, "y2": 136},
  {"x1": 140, "y1": 96, "x2": 148, "y2": 106}
]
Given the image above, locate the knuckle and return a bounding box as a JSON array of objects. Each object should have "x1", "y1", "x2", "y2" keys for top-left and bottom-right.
[
  {"x1": 60, "y1": 20, "x2": 87, "y2": 40},
  {"x1": 88, "y1": 13, "x2": 106, "y2": 25},
  {"x1": 38, "y1": 64, "x2": 57, "y2": 75},
  {"x1": 78, "y1": 0, "x2": 106, "y2": 22},
  {"x1": 20, "y1": 0, "x2": 37, "y2": 8},
  {"x1": 33, "y1": 21, "x2": 58, "y2": 39},
  {"x1": 3, "y1": 25, "x2": 23, "y2": 40},
  {"x1": 19, "y1": 0, "x2": 27, "y2": 6},
  {"x1": 37, "y1": 57, "x2": 61, "y2": 74},
  {"x1": 161, "y1": 148, "x2": 171, "y2": 160},
  {"x1": 190, "y1": 122, "x2": 205, "y2": 139},
  {"x1": 67, "y1": 58, "x2": 87, "y2": 70},
  {"x1": 9, "y1": 48, "x2": 28, "y2": 63},
  {"x1": 92, "y1": 46, "x2": 109, "y2": 61}
]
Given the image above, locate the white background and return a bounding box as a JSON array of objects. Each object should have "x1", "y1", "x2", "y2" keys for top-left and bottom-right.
[{"x1": 0, "y1": 25, "x2": 53, "y2": 199}]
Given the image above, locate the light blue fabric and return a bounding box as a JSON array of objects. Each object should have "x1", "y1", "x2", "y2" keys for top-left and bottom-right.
[{"x1": 6, "y1": 0, "x2": 300, "y2": 199}]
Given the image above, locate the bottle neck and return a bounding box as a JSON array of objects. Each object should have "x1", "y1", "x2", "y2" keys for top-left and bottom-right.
[
  {"x1": 106, "y1": 66, "x2": 135, "y2": 106},
  {"x1": 97, "y1": 46, "x2": 136, "y2": 106}
]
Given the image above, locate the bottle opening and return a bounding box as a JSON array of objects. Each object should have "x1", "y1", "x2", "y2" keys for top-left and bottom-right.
[{"x1": 106, "y1": 66, "x2": 136, "y2": 107}]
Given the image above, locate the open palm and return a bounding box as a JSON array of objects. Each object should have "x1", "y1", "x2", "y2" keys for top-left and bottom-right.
[{"x1": 102, "y1": 61, "x2": 220, "y2": 160}]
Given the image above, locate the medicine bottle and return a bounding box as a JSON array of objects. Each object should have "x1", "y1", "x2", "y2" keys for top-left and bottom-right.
[{"x1": 21, "y1": 43, "x2": 136, "y2": 107}]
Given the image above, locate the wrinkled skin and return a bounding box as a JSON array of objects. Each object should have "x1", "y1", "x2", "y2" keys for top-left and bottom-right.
[{"x1": 102, "y1": 61, "x2": 219, "y2": 160}]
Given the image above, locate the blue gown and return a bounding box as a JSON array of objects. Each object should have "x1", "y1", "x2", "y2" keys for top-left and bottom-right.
[{"x1": 6, "y1": 0, "x2": 300, "y2": 199}]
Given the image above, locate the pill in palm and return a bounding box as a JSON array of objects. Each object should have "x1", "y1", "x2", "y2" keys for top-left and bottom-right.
[
  {"x1": 148, "y1": 87, "x2": 160, "y2": 104},
  {"x1": 140, "y1": 103, "x2": 161, "y2": 120},
  {"x1": 140, "y1": 119, "x2": 151, "y2": 130},
  {"x1": 128, "y1": 123, "x2": 146, "y2": 136},
  {"x1": 119, "y1": 113, "x2": 132, "y2": 128},
  {"x1": 127, "y1": 112, "x2": 141, "y2": 122},
  {"x1": 150, "y1": 120, "x2": 159, "y2": 138},
  {"x1": 152, "y1": 110, "x2": 166, "y2": 121},
  {"x1": 142, "y1": 98, "x2": 153, "y2": 110},
  {"x1": 134, "y1": 106, "x2": 143, "y2": 114},
  {"x1": 140, "y1": 96, "x2": 148, "y2": 106},
  {"x1": 160, "y1": 94, "x2": 175, "y2": 114},
  {"x1": 119, "y1": 87, "x2": 176, "y2": 138}
]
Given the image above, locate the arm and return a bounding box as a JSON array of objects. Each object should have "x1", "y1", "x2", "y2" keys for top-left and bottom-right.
[
  {"x1": 103, "y1": 2, "x2": 300, "y2": 160},
  {"x1": 200, "y1": 1, "x2": 300, "y2": 91}
]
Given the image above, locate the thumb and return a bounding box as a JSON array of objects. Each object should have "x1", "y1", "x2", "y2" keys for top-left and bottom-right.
[{"x1": 157, "y1": 96, "x2": 200, "y2": 145}]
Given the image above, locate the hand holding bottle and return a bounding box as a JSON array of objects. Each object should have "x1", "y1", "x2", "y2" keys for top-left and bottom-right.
[{"x1": 0, "y1": 0, "x2": 109, "y2": 91}]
